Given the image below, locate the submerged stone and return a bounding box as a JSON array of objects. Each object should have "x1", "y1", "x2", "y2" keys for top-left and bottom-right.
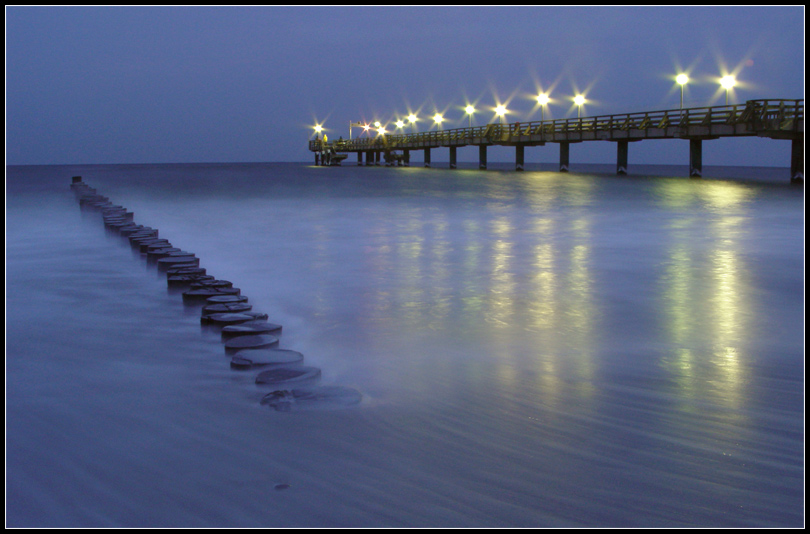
[
  {"x1": 206, "y1": 294, "x2": 248, "y2": 304},
  {"x1": 201, "y1": 312, "x2": 257, "y2": 326},
  {"x1": 201, "y1": 302, "x2": 252, "y2": 316},
  {"x1": 190, "y1": 279, "x2": 233, "y2": 289},
  {"x1": 221, "y1": 321, "x2": 282, "y2": 338},
  {"x1": 223, "y1": 334, "x2": 279, "y2": 354},
  {"x1": 260, "y1": 386, "x2": 362, "y2": 412},
  {"x1": 182, "y1": 287, "x2": 241, "y2": 302},
  {"x1": 229, "y1": 348, "x2": 303, "y2": 369},
  {"x1": 254, "y1": 365, "x2": 321, "y2": 387},
  {"x1": 168, "y1": 274, "x2": 215, "y2": 287}
]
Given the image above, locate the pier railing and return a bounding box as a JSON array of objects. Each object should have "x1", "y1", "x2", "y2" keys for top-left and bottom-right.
[{"x1": 310, "y1": 99, "x2": 803, "y2": 152}]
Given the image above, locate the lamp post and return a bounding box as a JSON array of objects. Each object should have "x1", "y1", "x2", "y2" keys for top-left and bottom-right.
[
  {"x1": 433, "y1": 113, "x2": 444, "y2": 130},
  {"x1": 536, "y1": 94, "x2": 549, "y2": 121},
  {"x1": 676, "y1": 74, "x2": 688, "y2": 109},
  {"x1": 495, "y1": 104, "x2": 506, "y2": 124},
  {"x1": 465, "y1": 105, "x2": 475, "y2": 128},
  {"x1": 574, "y1": 95, "x2": 585, "y2": 118},
  {"x1": 408, "y1": 114, "x2": 418, "y2": 133},
  {"x1": 720, "y1": 75, "x2": 736, "y2": 105}
]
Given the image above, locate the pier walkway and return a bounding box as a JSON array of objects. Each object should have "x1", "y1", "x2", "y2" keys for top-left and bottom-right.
[{"x1": 309, "y1": 99, "x2": 803, "y2": 182}]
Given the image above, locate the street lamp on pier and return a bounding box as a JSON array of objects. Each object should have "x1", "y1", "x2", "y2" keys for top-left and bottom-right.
[
  {"x1": 408, "y1": 114, "x2": 418, "y2": 133},
  {"x1": 495, "y1": 104, "x2": 507, "y2": 123},
  {"x1": 676, "y1": 74, "x2": 689, "y2": 109},
  {"x1": 574, "y1": 95, "x2": 585, "y2": 118},
  {"x1": 536, "y1": 94, "x2": 550, "y2": 121},
  {"x1": 465, "y1": 105, "x2": 475, "y2": 128},
  {"x1": 433, "y1": 113, "x2": 444, "y2": 130},
  {"x1": 720, "y1": 75, "x2": 736, "y2": 105}
]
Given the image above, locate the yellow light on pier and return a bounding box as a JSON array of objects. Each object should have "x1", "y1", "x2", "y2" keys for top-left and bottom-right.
[
  {"x1": 676, "y1": 74, "x2": 688, "y2": 109},
  {"x1": 536, "y1": 94, "x2": 549, "y2": 121},
  {"x1": 465, "y1": 105, "x2": 475, "y2": 128},
  {"x1": 495, "y1": 104, "x2": 507, "y2": 123},
  {"x1": 433, "y1": 113, "x2": 444, "y2": 130},
  {"x1": 574, "y1": 94, "x2": 585, "y2": 118},
  {"x1": 408, "y1": 114, "x2": 418, "y2": 133},
  {"x1": 720, "y1": 75, "x2": 736, "y2": 105},
  {"x1": 395, "y1": 120, "x2": 405, "y2": 129}
]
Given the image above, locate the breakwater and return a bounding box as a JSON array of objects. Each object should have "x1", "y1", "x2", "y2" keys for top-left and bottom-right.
[{"x1": 69, "y1": 175, "x2": 362, "y2": 412}]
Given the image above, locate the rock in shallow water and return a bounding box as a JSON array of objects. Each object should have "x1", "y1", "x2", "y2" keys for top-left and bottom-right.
[
  {"x1": 229, "y1": 348, "x2": 303, "y2": 369},
  {"x1": 255, "y1": 365, "x2": 321, "y2": 387},
  {"x1": 223, "y1": 334, "x2": 279, "y2": 354},
  {"x1": 260, "y1": 386, "x2": 363, "y2": 412}
]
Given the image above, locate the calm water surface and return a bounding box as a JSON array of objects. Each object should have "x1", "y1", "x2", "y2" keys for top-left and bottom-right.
[{"x1": 6, "y1": 163, "x2": 804, "y2": 527}]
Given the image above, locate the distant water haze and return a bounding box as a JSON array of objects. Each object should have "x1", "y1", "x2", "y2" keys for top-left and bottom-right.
[{"x1": 6, "y1": 162, "x2": 804, "y2": 527}]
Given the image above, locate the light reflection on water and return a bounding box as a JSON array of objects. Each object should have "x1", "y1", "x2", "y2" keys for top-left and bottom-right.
[{"x1": 6, "y1": 164, "x2": 804, "y2": 527}]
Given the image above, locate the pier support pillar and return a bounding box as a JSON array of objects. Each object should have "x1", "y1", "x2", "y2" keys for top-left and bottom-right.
[
  {"x1": 790, "y1": 137, "x2": 804, "y2": 183},
  {"x1": 479, "y1": 145, "x2": 487, "y2": 170},
  {"x1": 449, "y1": 146, "x2": 457, "y2": 169},
  {"x1": 366, "y1": 151, "x2": 374, "y2": 166},
  {"x1": 315, "y1": 152, "x2": 320, "y2": 166},
  {"x1": 515, "y1": 145, "x2": 525, "y2": 171},
  {"x1": 375, "y1": 151, "x2": 381, "y2": 166},
  {"x1": 404, "y1": 150, "x2": 410, "y2": 167},
  {"x1": 559, "y1": 142, "x2": 570, "y2": 172},
  {"x1": 424, "y1": 148, "x2": 431, "y2": 167},
  {"x1": 616, "y1": 140, "x2": 629, "y2": 175},
  {"x1": 357, "y1": 152, "x2": 363, "y2": 165},
  {"x1": 689, "y1": 139, "x2": 702, "y2": 177}
]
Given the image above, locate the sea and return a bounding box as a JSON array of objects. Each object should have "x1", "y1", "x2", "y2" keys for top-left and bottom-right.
[{"x1": 5, "y1": 162, "x2": 805, "y2": 527}]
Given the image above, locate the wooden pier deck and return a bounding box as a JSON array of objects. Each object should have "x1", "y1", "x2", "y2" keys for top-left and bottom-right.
[{"x1": 309, "y1": 99, "x2": 804, "y2": 182}]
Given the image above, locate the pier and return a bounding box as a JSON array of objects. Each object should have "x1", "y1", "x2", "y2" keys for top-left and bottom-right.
[{"x1": 310, "y1": 99, "x2": 804, "y2": 182}]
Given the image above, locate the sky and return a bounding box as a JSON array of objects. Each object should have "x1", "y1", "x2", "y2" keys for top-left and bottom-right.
[{"x1": 5, "y1": 6, "x2": 805, "y2": 167}]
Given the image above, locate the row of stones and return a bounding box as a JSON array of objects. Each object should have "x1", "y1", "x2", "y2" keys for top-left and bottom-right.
[{"x1": 70, "y1": 176, "x2": 362, "y2": 411}]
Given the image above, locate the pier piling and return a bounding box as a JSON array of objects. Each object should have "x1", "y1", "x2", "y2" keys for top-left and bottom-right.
[
  {"x1": 689, "y1": 139, "x2": 702, "y2": 178},
  {"x1": 616, "y1": 140, "x2": 629, "y2": 175},
  {"x1": 559, "y1": 142, "x2": 570, "y2": 173},
  {"x1": 516, "y1": 145, "x2": 525, "y2": 172}
]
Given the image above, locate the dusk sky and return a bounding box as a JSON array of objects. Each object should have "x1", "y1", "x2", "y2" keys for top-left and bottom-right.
[{"x1": 6, "y1": 6, "x2": 805, "y2": 167}]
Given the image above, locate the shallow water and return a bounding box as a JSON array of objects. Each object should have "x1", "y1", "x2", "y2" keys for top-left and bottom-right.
[{"x1": 6, "y1": 162, "x2": 805, "y2": 527}]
